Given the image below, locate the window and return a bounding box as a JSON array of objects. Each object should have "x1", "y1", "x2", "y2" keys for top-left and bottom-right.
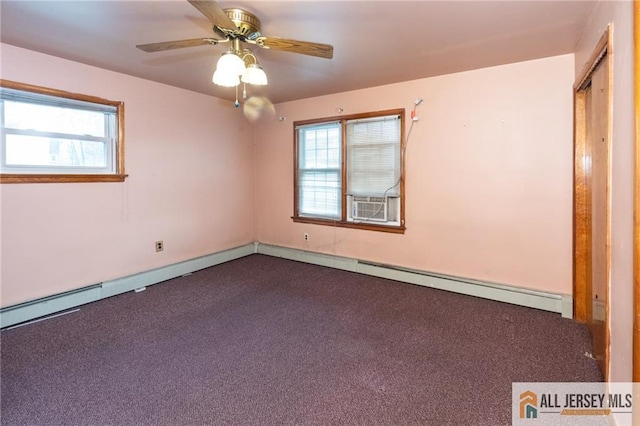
[
  {"x1": 0, "y1": 80, "x2": 125, "y2": 183},
  {"x1": 297, "y1": 122, "x2": 342, "y2": 219},
  {"x1": 294, "y1": 109, "x2": 405, "y2": 233}
]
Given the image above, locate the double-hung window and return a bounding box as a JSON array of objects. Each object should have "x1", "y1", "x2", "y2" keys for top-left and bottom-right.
[
  {"x1": 0, "y1": 80, "x2": 125, "y2": 183},
  {"x1": 294, "y1": 109, "x2": 405, "y2": 233},
  {"x1": 297, "y1": 121, "x2": 342, "y2": 219}
]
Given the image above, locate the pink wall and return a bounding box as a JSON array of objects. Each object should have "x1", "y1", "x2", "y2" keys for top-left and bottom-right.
[
  {"x1": 256, "y1": 54, "x2": 575, "y2": 295},
  {"x1": 0, "y1": 44, "x2": 587, "y2": 321},
  {"x1": 3, "y1": 9, "x2": 633, "y2": 383},
  {"x1": 0, "y1": 44, "x2": 255, "y2": 307},
  {"x1": 574, "y1": 1, "x2": 634, "y2": 382}
]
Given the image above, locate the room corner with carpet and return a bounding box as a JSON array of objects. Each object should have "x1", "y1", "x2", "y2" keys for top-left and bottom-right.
[{"x1": 0, "y1": 255, "x2": 602, "y2": 425}]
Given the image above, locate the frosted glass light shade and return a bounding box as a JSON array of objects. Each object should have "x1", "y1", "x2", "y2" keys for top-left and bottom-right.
[
  {"x1": 217, "y1": 52, "x2": 246, "y2": 75},
  {"x1": 241, "y1": 64, "x2": 268, "y2": 86},
  {"x1": 212, "y1": 69, "x2": 240, "y2": 87},
  {"x1": 212, "y1": 51, "x2": 246, "y2": 87}
]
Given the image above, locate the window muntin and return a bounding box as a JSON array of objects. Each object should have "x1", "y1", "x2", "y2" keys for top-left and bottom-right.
[
  {"x1": 0, "y1": 80, "x2": 125, "y2": 183},
  {"x1": 294, "y1": 109, "x2": 405, "y2": 233}
]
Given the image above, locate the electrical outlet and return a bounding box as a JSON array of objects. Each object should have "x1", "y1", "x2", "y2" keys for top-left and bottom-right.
[
  {"x1": 304, "y1": 233, "x2": 309, "y2": 241},
  {"x1": 155, "y1": 240, "x2": 164, "y2": 252}
]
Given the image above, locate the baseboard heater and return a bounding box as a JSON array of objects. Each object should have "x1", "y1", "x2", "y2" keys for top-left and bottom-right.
[
  {"x1": 1, "y1": 242, "x2": 571, "y2": 329},
  {"x1": 356, "y1": 259, "x2": 564, "y2": 307},
  {"x1": 255, "y1": 244, "x2": 572, "y2": 318},
  {"x1": 0, "y1": 284, "x2": 102, "y2": 329},
  {"x1": 0, "y1": 243, "x2": 256, "y2": 329}
]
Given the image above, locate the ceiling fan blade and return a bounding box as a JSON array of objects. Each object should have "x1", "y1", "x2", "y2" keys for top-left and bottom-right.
[
  {"x1": 188, "y1": 0, "x2": 237, "y2": 31},
  {"x1": 136, "y1": 38, "x2": 218, "y2": 52},
  {"x1": 256, "y1": 37, "x2": 333, "y2": 59}
]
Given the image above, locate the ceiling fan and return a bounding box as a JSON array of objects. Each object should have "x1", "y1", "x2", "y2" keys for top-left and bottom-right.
[
  {"x1": 137, "y1": 1, "x2": 333, "y2": 114},
  {"x1": 136, "y1": 0, "x2": 333, "y2": 59}
]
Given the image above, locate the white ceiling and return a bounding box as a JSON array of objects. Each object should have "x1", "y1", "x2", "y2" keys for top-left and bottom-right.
[{"x1": 0, "y1": 0, "x2": 596, "y2": 104}]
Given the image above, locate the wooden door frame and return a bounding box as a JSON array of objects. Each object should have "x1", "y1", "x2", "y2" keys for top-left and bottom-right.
[
  {"x1": 633, "y1": 0, "x2": 640, "y2": 383},
  {"x1": 573, "y1": 25, "x2": 613, "y2": 381}
]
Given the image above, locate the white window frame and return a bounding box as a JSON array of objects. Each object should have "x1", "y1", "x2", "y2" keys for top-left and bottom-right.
[
  {"x1": 0, "y1": 79, "x2": 126, "y2": 184},
  {"x1": 293, "y1": 109, "x2": 405, "y2": 233}
]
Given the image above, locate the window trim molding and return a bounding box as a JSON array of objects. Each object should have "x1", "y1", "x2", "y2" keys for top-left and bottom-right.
[
  {"x1": 0, "y1": 79, "x2": 127, "y2": 184},
  {"x1": 291, "y1": 215, "x2": 406, "y2": 234},
  {"x1": 293, "y1": 108, "x2": 406, "y2": 233}
]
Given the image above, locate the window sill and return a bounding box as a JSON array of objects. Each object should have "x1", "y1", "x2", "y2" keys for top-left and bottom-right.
[
  {"x1": 292, "y1": 216, "x2": 405, "y2": 234},
  {"x1": 0, "y1": 174, "x2": 129, "y2": 184}
]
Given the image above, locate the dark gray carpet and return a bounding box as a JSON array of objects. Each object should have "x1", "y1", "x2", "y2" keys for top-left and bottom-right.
[{"x1": 1, "y1": 254, "x2": 601, "y2": 425}]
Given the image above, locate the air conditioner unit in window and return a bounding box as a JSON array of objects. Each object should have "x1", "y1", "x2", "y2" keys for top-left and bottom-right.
[{"x1": 352, "y1": 196, "x2": 387, "y2": 221}]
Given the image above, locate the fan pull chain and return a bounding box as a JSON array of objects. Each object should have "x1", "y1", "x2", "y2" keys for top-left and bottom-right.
[
  {"x1": 243, "y1": 83, "x2": 247, "y2": 101},
  {"x1": 234, "y1": 85, "x2": 240, "y2": 108}
]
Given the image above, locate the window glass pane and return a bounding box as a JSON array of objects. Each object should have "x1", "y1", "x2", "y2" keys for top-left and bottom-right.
[
  {"x1": 299, "y1": 171, "x2": 340, "y2": 218},
  {"x1": 5, "y1": 134, "x2": 107, "y2": 168},
  {"x1": 301, "y1": 126, "x2": 340, "y2": 169},
  {"x1": 4, "y1": 101, "x2": 106, "y2": 137}
]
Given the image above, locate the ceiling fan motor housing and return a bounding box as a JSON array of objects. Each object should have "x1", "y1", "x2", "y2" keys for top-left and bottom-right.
[{"x1": 221, "y1": 8, "x2": 261, "y2": 40}]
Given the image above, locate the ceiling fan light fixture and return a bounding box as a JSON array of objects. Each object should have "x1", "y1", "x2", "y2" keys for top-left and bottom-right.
[
  {"x1": 241, "y1": 63, "x2": 268, "y2": 86},
  {"x1": 137, "y1": 1, "x2": 335, "y2": 103}
]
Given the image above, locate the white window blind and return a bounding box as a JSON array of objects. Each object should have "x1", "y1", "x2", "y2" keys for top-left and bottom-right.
[
  {"x1": 346, "y1": 114, "x2": 401, "y2": 197},
  {"x1": 297, "y1": 122, "x2": 341, "y2": 218}
]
